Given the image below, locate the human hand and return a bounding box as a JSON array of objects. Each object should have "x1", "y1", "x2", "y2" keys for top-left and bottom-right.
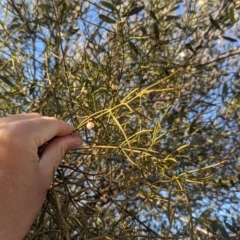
[{"x1": 0, "y1": 113, "x2": 83, "y2": 240}]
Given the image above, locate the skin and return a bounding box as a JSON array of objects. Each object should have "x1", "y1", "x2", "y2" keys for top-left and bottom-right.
[{"x1": 0, "y1": 113, "x2": 83, "y2": 240}]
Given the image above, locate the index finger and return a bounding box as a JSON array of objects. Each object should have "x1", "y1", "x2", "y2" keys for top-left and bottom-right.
[
  {"x1": 0, "y1": 113, "x2": 42, "y2": 125},
  {"x1": 17, "y1": 116, "x2": 75, "y2": 147},
  {"x1": 35, "y1": 117, "x2": 75, "y2": 145}
]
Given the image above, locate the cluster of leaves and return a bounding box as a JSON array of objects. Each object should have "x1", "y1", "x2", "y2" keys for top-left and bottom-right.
[{"x1": 0, "y1": 0, "x2": 240, "y2": 239}]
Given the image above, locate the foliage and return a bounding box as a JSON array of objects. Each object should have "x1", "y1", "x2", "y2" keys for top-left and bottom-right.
[{"x1": 0, "y1": 0, "x2": 240, "y2": 239}]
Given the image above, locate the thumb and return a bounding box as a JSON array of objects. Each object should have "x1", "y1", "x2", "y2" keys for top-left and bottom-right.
[{"x1": 39, "y1": 134, "x2": 83, "y2": 181}]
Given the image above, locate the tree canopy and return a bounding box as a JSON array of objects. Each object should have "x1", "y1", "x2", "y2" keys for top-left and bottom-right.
[{"x1": 0, "y1": 0, "x2": 240, "y2": 239}]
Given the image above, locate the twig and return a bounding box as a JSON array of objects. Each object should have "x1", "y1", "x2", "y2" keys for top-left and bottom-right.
[{"x1": 194, "y1": 48, "x2": 240, "y2": 67}]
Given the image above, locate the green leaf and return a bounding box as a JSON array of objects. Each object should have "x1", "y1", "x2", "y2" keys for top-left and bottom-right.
[
  {"x1": 170, "y1": 5, "x2": 180, "y2": 12},
  {"x1": 113, "y1": 0, "x2": 122, "y2": 5},
  {"x1": 129, "y1": 41, "x2": 139, "y2": 55},
  {"x1": 100, "y1": 1, "x2": 115, "y2": 11},
  {"x1": 153, "y1": 23, "x2": 159, "y2": 39},
  {"x1": 229, "y1": 7, "x2": 235, "y2": 25},
  {"x1": 188, "y1": 119, "x2": 197, "y2": 134},
  {"x1": 8, "y1": 23, "x2": 22, "y2": 30},
  {"x1": 175, "y1": 22, "x2": 183, "y2": 29},
  {"x1": 195, "y1": 44, "x2": 202, "y2": 50},
  {"x1": 37, "y1": 3, "x2": 52, "y2": 11},
  {"x1": 199, "y1": 208, "x2": 213, "y2": 220},
  {"x1": 185, "y1": 43, "x2": 195, "y2": 53},
  {"x1": 166, "y1": 15, "x2": 181, "y2": 20},
  {"x1": 224, "y1": 221, "x2": 239, "y2": 234},
  {"x1": 167, "y1": 114, "x2": 174, "y2": 125},
  {"x1": 29, "y1": 82, "x2": 36, "y2": 95},
  {"x1": 217, "y1": 223, "x2": 231, "y2": 240},
  {"x1": 222, "y1": 82, "x2": 228, "y2": 102},
  {"x1": 122, "y1": 6, "x2": 145, "y2": 17},
  {"x1": 209, "y1": 14, "x2": 221, "y2": 30},
  {"x1": 64, "y1": 27, "x2": 80, "y2": 39},
  {"x1": 231, "y1": 217, "x2": 237, "y2": 229},
  {"x1": 42, "y1": 14, "x2": 54, "y2": 22},
  {"x1": 210, "y1": 219, "x2": 218, "y2": 233},
  {"x1": 99, "y1": 14, "x2": 116, "y2": 24},
  {"x1": 221, "y1": 36, "x2": 237, "y2": 42},
  {"x1": 208, "y1": 219, "x2": 230, "y2": 239},
  {"x1": 0, "y1": 75, "x2": 14, "y2": 86},
  {"x1": 140, "y1": 26, "x2": 147, "y2": 34},
  {"x1": 57, "y1": 0, "x2": 66, "y2": 7},
  {"x1": 230, "y1": 179, "x2": 235, "y2": 187},
  {"x1": 150, "y1": 10, "x2": 157, "y2": 21}
]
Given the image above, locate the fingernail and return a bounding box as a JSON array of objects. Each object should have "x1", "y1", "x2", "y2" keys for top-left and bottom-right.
[{"x1": 71, "y1": 133, "x2": 83, "y2": 148}]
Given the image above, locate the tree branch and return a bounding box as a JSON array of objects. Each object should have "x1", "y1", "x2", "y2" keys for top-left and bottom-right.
[{"x1": 195, "y1": 48, "x2": 240, "y2": 67}]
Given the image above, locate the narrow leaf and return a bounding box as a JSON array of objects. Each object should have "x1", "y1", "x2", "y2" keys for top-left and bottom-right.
[
  {"x1": 129, "y1": 41, "x2": 139, "y2": 55},
  {"x1": 140, "y1": 26, "x2": 147, "y2": 34},
  {"x1": 170, "y1": 5, "x2": 180, "y2": 12},
  {"x1": 37, "y1": 3, "x2": 52, "y2": 11},
  {"x1": 222, "y1": 82, "x2": 228, "y2": 102},
  {"x1": 99, "y1": 14, "x2": 116, "y2": 24},
  {"x1": 217, "y1": 223, "x2": 231, "y2": 240},
  {"x1": 64, "y1": 27, "x2": 80, "y2": 39},
  {"x1": 122, "y1": 6, "x2": 145, "y2": 17},
  {"x1": 199, "y1": 208, "x2": 213, "y2": 220},
  {"x1": 232, "y1": 217, "x2": 237, "y2": 227},
  {"x1": 100, "y1": 1, "x2": 115, "y2": 11},
  {"x1": 229, "y1": 7, "x2": 235, "y2": 25},
  {"x1": 185, "y1": 43, "x2": 195, "y2": 53},
  {"x1": 8, "y1": 23, "x2": 22, "y2": 30},
  {"x1": 209, "y1": 14, "x2": 221, "y2": 30},
  {"x1": 175, "y1": 22, "x2": 183, "y2": 29},
  {"x1": 153, "y1": 23, "x2": 159, "y2": 39},
  {"x1": 195, "y1": 44, "x2": 202, "y2": 50},
  {"x1": 166, "y1": 15, "x2": 181, "y2": 20},
  {"x1": 210, "y1": 219, "x2": 218, "y2": 233},
  {"x1": 150, "y1": 10, "x2": 157, "y2": 21},
  {"x1": 221, "y1": 36, "x2": 237, "y2": 42},
  {"x1": 29, "y1": 84, "x2": 36, "y2": 95},
  {"x1": 188, "y1": 119, "x2": 197, "y2": 134},
  {"x1": 224, "y1": 221, "x2": 239, "y2": 234},
  {"x1": 57, "y1": 0, "x2": 66, "y2": 7},
  {"x1": 114, "y1": 0, "x2": 122, "y2": 5},
  {"x1": 0, "y1": 75, "x2": 14, "y2": 86},
  {"x1": 167, "y1": 114, "x2": 174, "y2": 125}
]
